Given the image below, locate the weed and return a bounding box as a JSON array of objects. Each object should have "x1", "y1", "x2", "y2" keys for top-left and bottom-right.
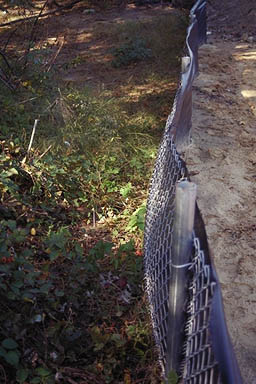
[
  {"x1": 0, "y1": 103, "x2": 158, "y2": 383},
  {"x1": 110, "y1": 13, "x2": 188, "y2": 72},
  {"x1": 110, "y1": 38, "x2": 152, "y2": 67},
  {"x1": 127, "y1": 202, "x2": 147, "y2": 232},
  {"x1": 167, "y1": 370, "x2": 179, "y2": 384},
  {"x1": 0, "y1": 3, "x2": 187, "y2": 382}
]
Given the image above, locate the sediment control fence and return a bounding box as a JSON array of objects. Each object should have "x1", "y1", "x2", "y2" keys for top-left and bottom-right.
[{"x1": 143, "y1": 1, "x2": 243, "y2": 383}]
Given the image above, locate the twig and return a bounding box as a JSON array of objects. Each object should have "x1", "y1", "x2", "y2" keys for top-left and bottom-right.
[
  {"x1": 22, "y1": 119, "x2": 39, "y2": 164},
  {"x1": 0, "y1": 68, "x2": 15, "y2": 90},
  {"x1": 0, "y1": 364, "x2": 7, "y2": 384},
  {"x1": 27, "y1": 119, "x2": 39, "y2": 154},
  {"x1": 17, "y1": 96, "x2": 39, "y2": 104},
  {"x1": 23, "y1": 0, "x2": 50, "y2": 69},
  {"x1": 46, "y1": 35, "x2": 65, "y2": 72},
  {"x1": 0, "y1": 50, "x2": 12, "y2": 70},
  {"x1": 0, "y1": 0, "x2": 84, "y2": 28},
  {"x1": 38, "y1": 144, "x2": 52, "y2": 159},
  {"x1": 66, "y1": 378, "x2": 77, "y2": 384},
  {"x1": 0, "y1": 50, "x2": 15, "y2": 89},
  {"x1": 4, "y1": 27, "x2": 18, "y2": 51}
]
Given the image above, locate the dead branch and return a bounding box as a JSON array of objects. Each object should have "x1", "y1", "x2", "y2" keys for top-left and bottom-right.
[
  {"x1": 3, "y1": 27, "x2": 18, "y2": 51},
  {"x1": 38, "y1": 144, "x2": 52, "y2": 159},
  {"x1": 0, "y1": 50, "x2": 12, "y2": 70},
  {"x1": 0, "y1": 67, "x2": 15, "y2": 90},
  {"x1": 46, "y1": 35, "x2": 65, "y2": 72},
  {"x1": 22, "y1": 119, "x2": 39, "y2": 164},
  {"x1": 22, "y1": 0, "x2": 50, "y2": 69},
  {"x1": 28, "y1": 119, "x2": 39, "y2": 154},
  {"x1": 0, "y1": 0, "x2": 84, "y2": 28},
  {"x1": 0, "y1": 364, "x2": 7, "y2": 384}
]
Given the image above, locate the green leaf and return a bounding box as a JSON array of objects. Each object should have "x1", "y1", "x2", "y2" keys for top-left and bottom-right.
[
  {"x1": 0, "y1": 282, "x2": 7, "y2": 291},
  {"x1": 39, "y1": 283, "x2": 52, "y2": 294},
  {"x1": 55, "y1": 289, "x2": 64, "y2": 297},
  {"x1": 6, "y1": 167, "x2": 18, "y2": 177},
  {"x1": 12, "y1": 280, "x2": 23, "y2": 289},
  {"x1": 7, "y1": 291, "x2": 17, "y2": 300},
  {"x1": 111, "y1": 333, "x2": 126, "y2": 347},
  {"x1": 111, "y1": 167, "x2": 119, "y2": 174},
  {"x1": 118, "y1": 240, "x2": 135, "y2": 253},
  {"x1": 126, "y1": 204, "x2": 146, "y2": 232},
  {"x1": 127, "y1": 215, "x2": 137, "y2": 228},
  {"x1": 30, "y1": 378, "x2": 41, "y2": 384},
  {"x1": 89, "y1": 240, "x2": 113, "y2": 259},
  {"x1": 75, "y1": 243, "x2": 83, "y2": 256},
  {"x1": 10, "y1": 285, "x2": 20, "y2": 295},
  {"x1": 2, "y1": 338, "x2": 18, "y2": 350},
  {"x1": 49, "y1": 249, "x2": 60, "y2": 261},
  {"x1": 17, "y1": 368, "x2": 29, "y2": 383},
  {"x1": 45, "y1": 228, "x2": 70, "y2": 250},
  {"x1": 5, "y1": 220, "x2": 17, "y2": 231},
  {"x1": 120, "y1": 182, "x2": 132, "y2": 198},
  {"x1": 35, "y1": 367, "x2": 51, "y2": 377},
  {"x1": 0, "y1": 346, "x2": 6, "y2": 357},
  {"x1": 5, "y1": 350, "x2": 20, "y2": 366},
  {"x1": 31, "y1": 314, "x2": 43, "y2": 323},
  {"x1": 167, "y1": 370, "x2": 179, "y2": 384}
]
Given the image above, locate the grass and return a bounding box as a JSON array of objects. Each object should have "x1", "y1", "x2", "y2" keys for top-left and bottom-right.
[{"x1": 0, "y1": 4, "x2": 187, "y2": 383}]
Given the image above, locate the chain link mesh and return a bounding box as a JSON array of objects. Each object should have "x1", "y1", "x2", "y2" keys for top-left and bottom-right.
[
  {"x1": 143, "y1": 140, "x2": 226, "y2": 382},
  {"x1": 144, "y1": 133, "x2": 185, "y2": 372},
  {"x1": 143, "y1": 133, "x2": 223, "y2": 381},
  {"x1": 181, "y1": 236, "x2": 222, "y2": 383}
]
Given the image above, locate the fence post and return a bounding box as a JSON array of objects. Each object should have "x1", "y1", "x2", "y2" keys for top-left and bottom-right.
[
  {"x1": 165, "y1": 180, "x2": 197, "y2": 380},
  {"x1": 181, "y1": 56, "x2": 191, "y2": 73},
  {"x1": 174, "y1": 54, "x2": 193, "y2": 152}
]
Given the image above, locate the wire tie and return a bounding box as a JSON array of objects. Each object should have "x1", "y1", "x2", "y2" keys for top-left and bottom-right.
[{"x1": 171, "y1": 262, "x2": 193, "y2": 269}]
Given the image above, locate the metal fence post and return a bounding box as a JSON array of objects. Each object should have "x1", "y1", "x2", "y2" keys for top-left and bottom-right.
[
  {"x1": 165, "y1": 180, "x2": 197, "y2": 380},
  {"x1": 181, "y1": 56, "x2": 191, "y2": 74}
]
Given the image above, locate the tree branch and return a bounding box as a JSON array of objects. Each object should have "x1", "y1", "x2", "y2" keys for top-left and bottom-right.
[
  {"x1": 0, "y1": 50, "x2": 12, "y2": 70},
  {"x1": 0, "y1": 0, "x2": 84, "y2": 28},
  {"x1": 22, "y1": 0, "x2": 50, "y2": 69}
]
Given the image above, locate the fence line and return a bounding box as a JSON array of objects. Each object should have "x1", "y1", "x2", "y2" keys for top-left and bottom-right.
[{"x1": 144, "y1": 0, "x2": 243, "y2": 382}]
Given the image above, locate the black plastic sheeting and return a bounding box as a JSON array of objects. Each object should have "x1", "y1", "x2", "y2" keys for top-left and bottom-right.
[
  {"x1": 144, "y1": 0, "x2": 243, "y2": 382},
  {"x1": 165, "y1": 0, "x2": 206, "y2": 151},
  {"x1": 188, "y1": 199, "x2": 243, "y2": 384}
]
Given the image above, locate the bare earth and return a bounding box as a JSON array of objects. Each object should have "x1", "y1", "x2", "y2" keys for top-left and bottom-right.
[{"x1": 185, "y1": 1, "x2": 256, "y2": 382}]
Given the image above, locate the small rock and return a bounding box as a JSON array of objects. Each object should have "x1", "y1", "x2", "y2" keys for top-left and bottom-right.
[
  {"x1": 248, "y1": 153, "x2": 256, "y2": 165},
  {"x1": 242, "y1": 33, "x2": 248, "y2": 42},
  {"x1": 83, "y1": 9, "x2": 95, "y2": 14}
]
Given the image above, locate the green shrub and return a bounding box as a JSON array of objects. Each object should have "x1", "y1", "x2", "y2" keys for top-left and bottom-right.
[{"x1": 110, "y1": 38, "x2": 152, "y2": 67}]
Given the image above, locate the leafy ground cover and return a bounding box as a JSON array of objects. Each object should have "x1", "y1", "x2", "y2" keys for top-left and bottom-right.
[{"x1": 0, "y1": 2, "x2": 187, "y2": 383}]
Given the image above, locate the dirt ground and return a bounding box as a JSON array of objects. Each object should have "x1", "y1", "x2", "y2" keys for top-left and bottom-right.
[{"x1": 185, "y1": 0, "x2": 256, "y2": 382}]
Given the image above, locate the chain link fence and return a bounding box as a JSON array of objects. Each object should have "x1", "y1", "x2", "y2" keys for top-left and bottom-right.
[
  {"x1": 144, "y1": 134, "x2": 185, "y2": 374},
  {"x1": 144, "y1": 1, "x2": 243, "y2": 382},
  {"x1": 181, "y1": 236, "x2": 222, "y2": 383}
]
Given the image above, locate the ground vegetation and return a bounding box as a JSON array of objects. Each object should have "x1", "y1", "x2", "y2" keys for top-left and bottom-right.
[{"x1": 0, "y1": 1, "x2": 187, "y2": 382}]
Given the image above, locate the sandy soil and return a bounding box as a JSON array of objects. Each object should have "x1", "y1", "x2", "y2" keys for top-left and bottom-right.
[{"x1": 184, "y1": 1, "x2": 256, "y2": 382}]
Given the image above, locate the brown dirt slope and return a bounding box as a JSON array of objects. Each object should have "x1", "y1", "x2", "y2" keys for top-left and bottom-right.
[{"x1": 185, "y1": 0, "x2": 256, "y2": 382}]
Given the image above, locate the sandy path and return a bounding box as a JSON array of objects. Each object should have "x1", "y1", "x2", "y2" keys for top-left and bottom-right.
[{"x1": 184, "y1": 33, "x2": 256, "y2": 382}]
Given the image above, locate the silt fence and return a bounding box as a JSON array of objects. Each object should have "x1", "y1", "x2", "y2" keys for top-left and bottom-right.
[{"x1": 143, "y1": 1, "x2": 243, "y2": 383}]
